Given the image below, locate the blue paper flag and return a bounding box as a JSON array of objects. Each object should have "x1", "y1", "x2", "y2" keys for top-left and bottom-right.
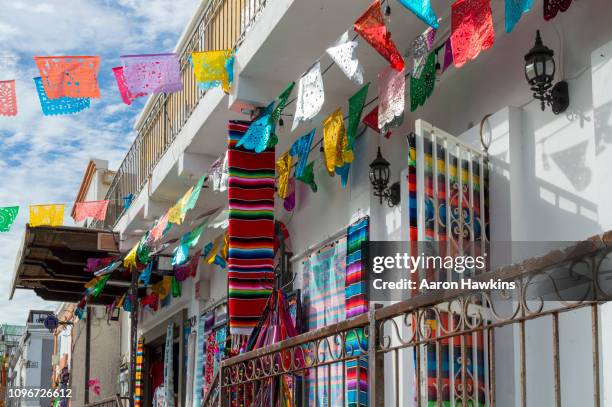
[
  {"x1": 398, "y1": 0, "x2": 439, "y2": 29},
  {"x1": 139, "y1": 261, "x2": 153, "y2": 286},
  {"x1": 172, "y1": 243, "x2": 189, "y2": 266},
  {"x1": 34, "y1": 77, "x2": 90, "y2": 116},
  {"x1": 336, "y1": 163, "x2": 351, "y2": 188},
  {"x1": 236, "y1": 102, "x2": 275, "y2": 153},
  {"x1": 505, "y1": 0, "x2": 533, "y2": 32},
  {"x1": 289, "y1": 129, "x2": 315, "y2": 178}
]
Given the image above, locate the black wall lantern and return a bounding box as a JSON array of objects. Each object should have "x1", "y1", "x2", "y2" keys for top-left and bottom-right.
[
  {"x1": 369, "y1": 147, "x2": 400, "y2": 207},
  {"x1": 524, "y1": 30, "x2": 569, "y2": 114}
]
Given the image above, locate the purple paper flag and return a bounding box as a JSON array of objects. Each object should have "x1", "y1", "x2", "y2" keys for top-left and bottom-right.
[{"x1": 120, "y1": 53, "x2": 183, "y2": 95}]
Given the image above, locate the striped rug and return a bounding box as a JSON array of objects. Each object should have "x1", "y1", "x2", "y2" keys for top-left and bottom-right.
[
  {"x1": 227, "y1": 120, "x2": 275, "y2": 347},
  {"x1": 134, "y1": 336, "x2": 144, "y2": 407}
]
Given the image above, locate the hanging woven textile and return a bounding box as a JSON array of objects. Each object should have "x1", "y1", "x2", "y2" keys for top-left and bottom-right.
[
  {"x1": 164, "y1": 324, "x2": 175, "y2": 407},
  {"x1": 506, "y1": 0, "x2": 533, "y2": 32},
  {"x1": 34, "y1": 56, "x2": 100, "y2": 99},
  {"x1": 227, "y1": 120, "x2": 275, "y2": 347},
  {"x1": 34, "y1": 77, "x2": 90, "y2": 116},
  {"x1": 113, "y1": 67, "x2": 146, "y2": 105},
  {"x1": 354, "y1": 0, "x2": 405, "y2": 72},
  {"x1": 289, "y1": 129, "x2": 315, "y2": 178},
  {"x1": 0, "y1": 80, "x2": 17, "y2": 116},
  {"x1": 29, "y1": 204, "x2": 64, "y2": 227},
  {"x1": 192, "y1": 314, "x2": 206, "y2": 407},
  {"x1": 410, "y1": 52, "x2": 437, "y2": 111},
  {"x1": 291, "y1": 61, "x2": 324, "y2": 131},
  {"x1": 450, "y1": 0, "x2": 495, "y2": 68},
  {"x1": 378, "y1": 66, "x2": 405, "y2": 132},
  {"x1": 121, "y1": 53, "x2": 183, "y2": 95},
  {"x1": 410, "y1": 27, "x2": 437, "y2": 78},
  {"x1": 326, "y1": 31, "x2": 364, "y2": 85},
  {"x1": 323, "y1": 108, "x2": 353, "y2": 176},
  {"x1": 191, "y1": 50, "x2": 233, "y2": 93},
  {"x1": 135, "y1": 336, "x2": 144, "y2": 407},
  {"x1": 398, "y1": 0, "x2": 439, "y2": 28},
  {"x1": 544, "y1": 0, "x2": 572, "y2": 21},
  {"x1": 0, "y1": 206, "x2": 19, "y2": 232},
  {"x1": 276, "y1": 152, "x2": 292, "y2": 199}
]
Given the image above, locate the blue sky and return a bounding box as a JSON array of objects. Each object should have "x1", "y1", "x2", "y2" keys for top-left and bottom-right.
[{"x1": 0, "y1": 0, "x2": 200, "y2": 325}]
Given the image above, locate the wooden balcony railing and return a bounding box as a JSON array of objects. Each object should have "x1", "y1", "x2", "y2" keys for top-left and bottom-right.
[{"x1": 97, "y1": 0, "x2": 269, "y2": 229}]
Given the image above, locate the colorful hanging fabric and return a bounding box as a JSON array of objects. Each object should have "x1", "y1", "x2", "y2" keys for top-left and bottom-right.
[
  {"x1": 410, "y1": 28, "x2": 437, "y2": 78},
  {"x1": 354, "y1": 0, "x2": 405, "y2": 72},
  {"x1": 164, "y1": 324, "x2": 176, "y2": 407},
  {"x1": 29, "y1": 204, "x2": 64, "y2": 227},
  {"x1": 291, "y1": 61, "x2": 324, "y2": 131},
  {"x1": 451, "y1": 0, "x2": 495, "y2": 68},
  {"x1": 347, "y1": 84, "x2": 369, "y2": 152},
  {"x1": 289, "y1": 129, "x2": 315, "y2": 178},
  {"x1": 210, "y1": 153, "x2": 229, "y2": 192},
  {"x1": 113, "y1": 67, "x2": 146, "y2": 105},
  {"x1": 34, "y1": 77, "x2": 90, "y2": 116},
  {"x1": 326, "y1": 31, "x2": 364, "y2": 85},
  {"x1": 398, "y1": 0, "x2": 439, "y2": 28},
  {"x1": 323, "y1": 108, "x2": 353, "y2": 176},
  {"x1": 0, "y1": 206, "x2": 19, "y2": 232},
  {"x1": 151, "y1": 213, "x2": 170, "y2": 242},
  {"x1": 410, "y1": 52, "x2": 437, "y2": 111},
  {"x1": 227, "y1": 120, "x2": 275, "y2": 344},
  {"x1": 378, "y1": 66, "x2": 405, "y2": 132},
  {"x1": 443, "y1": 38, "x2": 454, "y2": 71},
  {"x1": 191, "y1": 50, "x2": 233, "y2": 93},
  {"x1": 236, "y1": 102, "x2": 275, "y2": 153},
  {"x1": 276, "y1": 152, "x2": 292, "y2": 199},
  {"x1": 506, "y1": 0, "x2": 533, "y2": 32},
  {"x1": 135, "y1": 337, "x2": 144, "y2": 407},
  {"x1": 168, "y1": 186, "x2": 194, "y2": 225},
  {"x1": 346, "y1": 217, "x2": 369, "y2": 317},
  {"x1": 121, "y1": 53, "x2": 183, "y2": 95},
  {"x1": 544, "y1": 0, "x2": 573, "y2": 21},
  {"x1": 0, "y1": 80, "x2": 17, "y2": 116},
  {"x1": 33, "y1": 56, "x2": 100, "y2": 99},
  {"x1": 73, "y1": 200, "x2": 109, "y2": 222},
  {"x1": 296, "y1": 161, "x2": 318, "y2": 192},
  {"x1": 192, "y1": 315, "x2": 206, "y2": 407}
]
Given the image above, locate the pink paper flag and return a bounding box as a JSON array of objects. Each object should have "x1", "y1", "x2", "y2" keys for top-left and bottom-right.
[
  {"x1": 120, "y1": 53, "x2": 183, "y2": 95},
  {"x1": 151, "y1": 213, "x2": 170, "y2": 242},
  {"x1": 0, "y1": 80, "x2": 17, "y2": 116},
  {"x1": 73, "y1": 200, "x2": 109, "y2": 222},
  {"x1": 113, "y1": 66, "x2": 146, "y2": 105}
]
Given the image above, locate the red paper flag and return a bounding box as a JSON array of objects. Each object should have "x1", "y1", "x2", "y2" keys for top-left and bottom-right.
[
  {"x1": 362, "y1": 106, "x2": 392, "y2": 138},
  {"x1": 34, "y1": 56, "x2": 100, "y2": 99},
  {"x1": 0, "y1": 80, "x2": 17, "y2": 116},
  {"x1": 73, "y1": 200, "x2": 109, "y2": 222},
  {"x1": 450, "y1": 0, "x2": 495, "y2": 68},
  {"x1": 544, "y1": 0, "x2": 573, "y2": 21},
  {"x1": 354, "y1": 0, "x2": 405, "y2": 72}
]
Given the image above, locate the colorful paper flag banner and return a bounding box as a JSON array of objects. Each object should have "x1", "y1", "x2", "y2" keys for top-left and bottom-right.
[
  {"x1": 29, "y1": 204, "x2": 64, "y2": 227},
  {"x1": 276, "y1": 152, "x2": 292, "y2": 199},
  {"x1": 0, "y1": 80, "x2": 17, "y2": 116},
  {"x1": 236, "y1": 102, "x2": 275, "y2": 153},
  {"x1": 121, "y1": 53, "x2": 183, "y2": 95},
  {"x1": 168, "y1": 186, "x2": 194, "y2": 225},
  {"x1": 33, "y1": 56, "x2": 100, "y2": 99},
  {"x1": 191, "y1": 50, "x2": 234, "y2": 93},
  {"x1": 292, "y1": 61, "x2": 325, "y2": 131},
  {"x1": 506, "y1": 0, "x2": 533, "y2": 32},
  {"x1": 410, "y1": 28, "x2": 437, "y2": 78},
  {"x1": 322, "y1": 108, "x2": 353, "y2": 176},
  {"x1": 398, "y1": 0, "x2": 439, "y2": 28},
  {"x1": 34, "y1": 77, "x2": 90, "y2": 116},
  {"x1": 347, "y1": 83, "x2": 369, "y2": 152},
  {"x1": 362, "y1": 105, "x2": 389, "y2": 139},
  {"x1": 544, "y1": 0, "x2": 572, "y2": 21},
  {"x1": 210, "y1": 153, "x2": 229, "y2": 192},
  {"x1": 411, "y1": 52, "x2": 437, "y2": 111},
  {"x1": 151, "y1": 213, "x2": 170, "y2": 242},
  {"x1": 290, "y1": 129, "x2": 315, "y2": 178},
  {"x1": 113, "y1": 66, "x2": 146, "y2": 105},
  {"x1": 0, "y1": 206, "x2": 19, "y2": 232},
  {"x1": 73, "y1": 200, "x2": 109, "y2": 222},
  {"x1": 451, "y1": 0, "x2": 495, "y2": 68},
  {"x1": 354, "y1": 0, "x2": 405, "y2": 72},
  {"x1": 378, "y1": 66, "x2": 405, "y2": 132},
  {"x1": 326, "y1": 31, "x2": 364, "y2": 85}
]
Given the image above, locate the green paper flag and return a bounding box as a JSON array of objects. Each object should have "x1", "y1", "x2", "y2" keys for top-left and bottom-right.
[
  {"x1": 410, "y1": 52, "x2": 436, "y2": 112},
  {"x1": 183, "y1": 174, "x2": 207, "y2": 214},
  {"x1": 181, "y1": 222, "x2": 206, "y2": 248},
  {"x1": 0, "y1": 206, "x2": 19, "y2": 232},
  {"x1": 271, "y1": 82, "x2": 295, "y2": 127},
  {"x1": 171, "y1": 276, "x2": 182, "y2": 298},
  {"x1": 91, "y1": 274, "x2": 111, "y2": 299},
  {"x1": 347, "y1": 83, "x2": 369, "y2": 151},
  {"x1": 296, "y1": 161, "x2": 318, "y2": 193}
]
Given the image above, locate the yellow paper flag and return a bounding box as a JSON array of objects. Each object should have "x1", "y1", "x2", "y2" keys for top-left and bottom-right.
[
  {"x1": 276, "y1": 152, "x2": 292, "y2": 199},
  {"x1": 322, "y1": 108, "x2": 352, "y2": 176},
  {"x1": 123, "y1": 243, "x2": 139, "y2": 270},
  {"x1": 29, "y1": 204, "x2": 64, "y2": 227},
  {"x1": 192, "y1": 50, "x2": 233, "y2": 93},
  {"x1": 167, "y1": 187, "x2": 194, "y2": 225}
]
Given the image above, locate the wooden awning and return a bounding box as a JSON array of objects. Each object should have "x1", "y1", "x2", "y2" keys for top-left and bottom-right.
[{"x1": 10, "y1": 225, "x2": 130, "y2": 304}]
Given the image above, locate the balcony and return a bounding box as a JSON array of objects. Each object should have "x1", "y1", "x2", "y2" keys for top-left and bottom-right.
[{"x1": 98, "y1": 0, "x2": 269, "y2": 229}]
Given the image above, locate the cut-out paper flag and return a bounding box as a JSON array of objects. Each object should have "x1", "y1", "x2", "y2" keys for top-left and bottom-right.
[
  {"x1": 276, "y1": 152, "x2": 292, "y2": 199},
  {"x1": 93, "y1": 260, "x2": 121, "y2": 277},
  {"x1": 113, "y1": 66, "x2": 146, "y2": 105},
  {"x1": 210, "y1": 153, "x2": 229, "y2": 192},
  {"x1": 139, "y1": 262, "x2": 154, "y2": 286},
  {"x1": 443, "y1": 38, "x2": 454, "y2": 71},
  {"x1": 291, "y1": 61, "x2": 324, "y2": 131},
  {"x1": 323, "y1": 108, "x2": 353, "y2": 176},
  {"x1": 121, "y1": 53, "x2": 183, "y2": 95},
  {"x1": 283, "y1": 179, "x2": 296, "y2": 211},
  {"x1": 29, "y1": 204, "x2": 64, "y2": 227},
  {"x1": 34, "y1": 56, "x2": 100, "y2": 99},
  {"x1": 347, "y1": 83, "x2": 369, "y2": 152},
  {"x1": 184, "y1": 175, "x2": 207, "y2": 214},
  {"x1": 269, "y1": 82, "x2": 295, "y2": 145},
  {"x1": 451, "y1": 0, "x2": 495, "y2": 68},
  {"x1": 544, "y1": 0, "x2": 571, "y2": 21},
  {"x1": 0, "y1": 206, "x2": 19, "y2": 232},
  {"x1": 34, "y1": 77, "x2": 90, "y2": 116},
  {"x1": 236, "y1": 102, "x2": 275, "y2": 153},
  {"x1": 354, "y1": 0, "x2": 405, "y2": 72},
  {"x1": 336, "y1": 163, "x2": 351, "y2": 188},
  {"x1": 296, "y1": 161, "x2": 317, "y2": 193},
  {"x1": 73, "y1": 200, "x2": 109, "y2": 222},
  {"x1": 398, "y1": 0, "x2": 439, "y2": 28},
  {"x1": 123, "y1": 243, "x2": 139, "y2": 270},
  {"x1": 378, "y1": 66, "x2": 405, "y2": 132},
  {"x1": 181, "y1": 223, "x2": 206, "y2": 248},
  {"x1": 410, "y1": 28, "x2": 437, "y2": 78},
  {"x1": 0, "y1": 80, "x2": 17, "y2": 116},
  {"x1": 326, "y1": 31, "x2": 364, "y2": 85},
  {"x1": 363, "y1": 106, "x2": 391, "y2": 138},
  {"x1": 289, "y1": 129, "x2": 315, "y2": 178},
  {"x1": 506, "y1": 0, "x2": 533, "y2": 32},
  {"x1": 191, "y1": 50, "x2": 234, "y2": 93},
  {"x1": 151, "y1": 213, "x2": 170, "y2": 242},
  {"x1": 168, "y1": 186, "x2": 194, "y2": 225},
  {"x1": 411, "y1": 52, "x2": 437, "y2": 111}
]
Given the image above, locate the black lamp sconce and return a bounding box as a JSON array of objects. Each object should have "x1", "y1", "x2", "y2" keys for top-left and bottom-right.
[
  {"x1": 524, "y1": 30, "x2": 570, "y2": 114},
  {"x1": 369, "y1": 147, "x2": 401, "y2": 207}
]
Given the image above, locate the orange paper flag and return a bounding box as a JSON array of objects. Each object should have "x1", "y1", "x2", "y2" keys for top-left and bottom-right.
[{"x1": 34, "y1": 56, "x2": 101, "y2": 99}]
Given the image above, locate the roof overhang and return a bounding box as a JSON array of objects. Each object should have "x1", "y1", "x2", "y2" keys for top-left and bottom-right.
[{"x1": 10, "y1": 225, "x2": 131, "y2": 304}]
